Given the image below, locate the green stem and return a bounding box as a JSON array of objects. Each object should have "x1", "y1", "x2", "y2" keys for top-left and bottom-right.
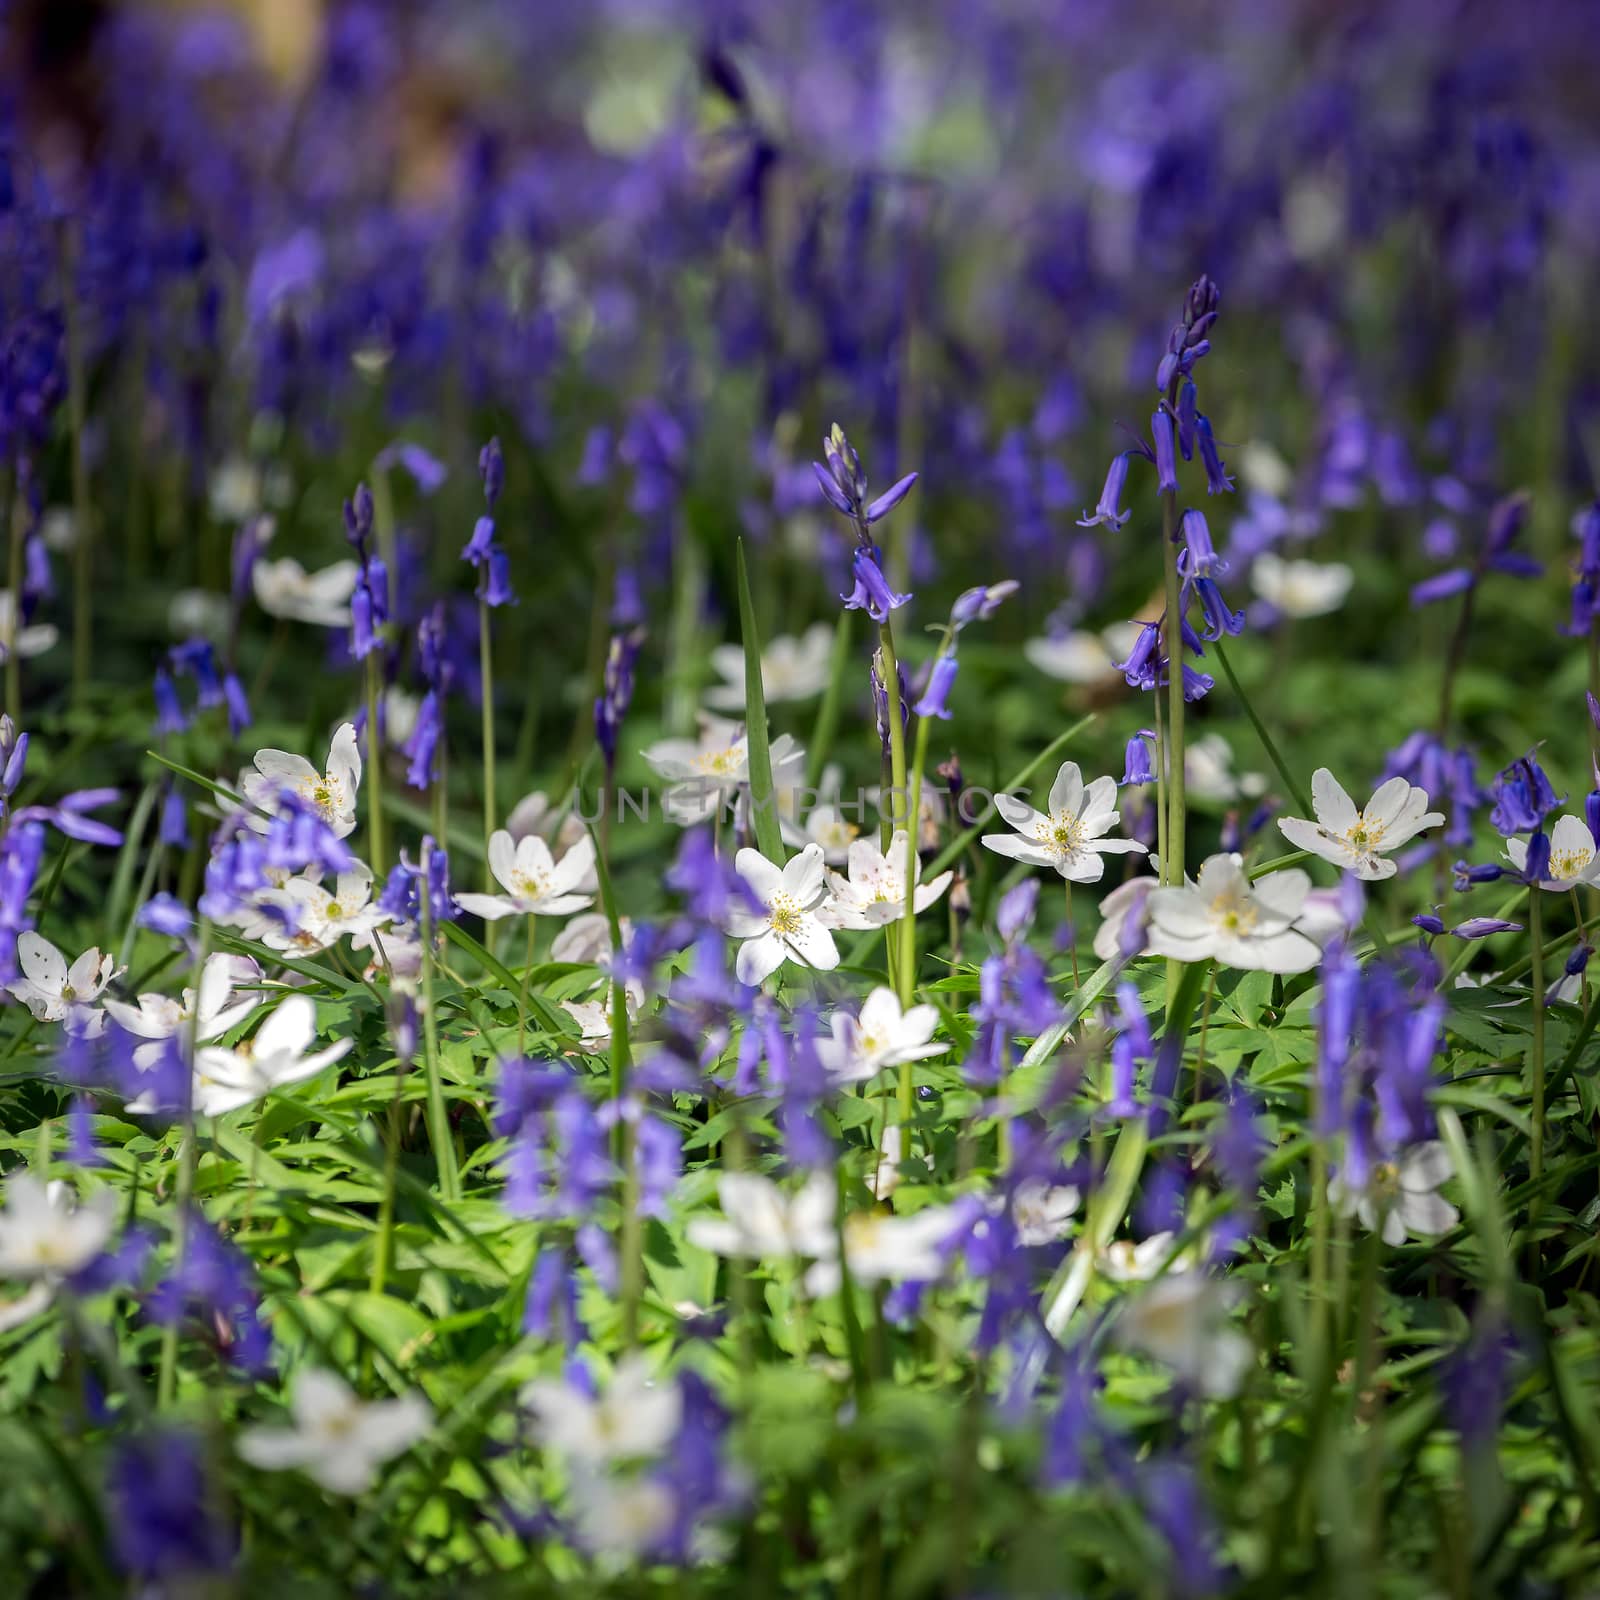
[
  {"x1": 479, "y1": 596, "x2": 497, "y2": 860},
  {"x1": 365, "y1": 654, "x2": 386, "y2": 876},
  {"x1": 875, "y1": 621, "x2": 909, "y2": 854},
  {"x1": 158, "y1": 923, "x2": 210, "y2": 1409},
  {"x1": 64, "y1": 223, "x2": 93, "y2": 706},
  {"x1": 419, "y1": 846, "x2": 461, "y2": 1203},
  {"x1": 5, "y1": 468, "x2": 20, "y2": 726},
  {"x1": 1161, "y1": 494, "x2": 1186, "y2": 887},
  {"x1": 1528, "y1": 889, "x2": 1546, "y2": 1275},
  {"x1": 897, "y1": 650, "x2": 942, "y2": 1128},
  {"x1": 1214, "y1": 639, "x2": 1313, "y2": 818},
  {"x1": 369, "y1": 1050, "x2": 410, "y2": 1298}
]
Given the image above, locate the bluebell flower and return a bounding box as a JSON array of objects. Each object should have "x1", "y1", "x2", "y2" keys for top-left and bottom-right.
[
  {"x1": 109, "y1": 1430, "x2": 235, "y2": 1584},
  {"x1": 147, "y1": 1217, "x2": 272, "y2": 1376},
  {"x1": 152, "y1": 665, "x2": 189, "y2": 735},
  {"x1": 222, "y1": 672, "x2": 251, "y2": 735},
  {"x1": 841, "y1": 547, "x2": 911, "y2": 622},
  {"x1": 1122, "y1": 731, "x2": 1155, "y2": 786},
  {"x1": 1196, "y1": 415, "x2": 1234, "y2": 494},
  {"x1": 1179, "y1": 509, "x2": 1224, "y2": 576},
  {"x1": 1152, "y1": 410, "x2": 1178, "y2": 494},
  {"x1": 1489, "y1": 751, "x2": 1560, "y2": 836},
  {"x1": 137, "y1": 893, "x2": 193, "y2": 938},
  {"x1": 1077, "y1": 452, "x2": 1133, "y2": 530},
  {"x1": 1176, "y1": 380, "x2": 1198, "y2": 460},
  {"x1": 950, "y1": 580, "x2": 1019, "y2": 630},
  {"x1": 479, "y1": 435, "x2": 505, "y2": 508},
  {"x1": 913, "y1": 655, "x2": 958, "y2": 719}
]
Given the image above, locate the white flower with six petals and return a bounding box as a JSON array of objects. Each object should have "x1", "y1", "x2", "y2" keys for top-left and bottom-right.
[{"x1": 1276, "y1": 769, "x2": 1444, "y2": 881}]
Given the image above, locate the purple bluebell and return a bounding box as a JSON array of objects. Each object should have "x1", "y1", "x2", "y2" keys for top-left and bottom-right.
[
  {"x1": 147, "y1": 1217, "x2": 272, "y2": 1376},
  {"x1": 1179, "y1": 510, "x2": 1225, "y2": 576},
  {"x1": 1412, "y1": 913, "x2": 1446, "y2": 936},
  {"x1": 1122, "y1": 731, "x2": 1155, "y2": 786},
  {"x1": 1176, "y1": 381, "x2": 1198, "y2": 460},
  {"x1": 109, "y1": 1430, "x2": 234, "y2": 1583},
  {"x1": 222, "y1": 672, "x2": 251, "y2": 735},
  {"x1": 1152, "y1": 410, "x2": 1178, "y2": 494},
  {"x1": 137, "y1": 893, "x2": 193, "y2": 938},
  {"x1": 950, "y1": 580, "x2": 1019, "y2": 630},
  {"x1": 479, "y1": 436, "x2": 505, "y2": 508},
  {"x1": 595, "y1": 627, "x2": 645, "y2": 775},
  {"x1": 914, "y1": 655, "x2": 958, "y2": 719},
  {"x1": 1451, "y1": 917, "x2": 1524, "y2": 940},
  {"x1": 1196, "y1": 415, "x2": 1234, "y2": 494},
  {"x1": 1489, "y1": 751, "x2": 1559, "y2": 836},
  {"x1": 842, "y1": 547, "x2": 911, "y2": 622},
  {"x1": 375, "y1": 441, "x2": 447, "y2": 495},
  {"x1": 152, "y1": 665, "x2": 189, "y2": 736},
  {"x1": 1077, "y1": 452, "x2": 1133, "y2": 530}
]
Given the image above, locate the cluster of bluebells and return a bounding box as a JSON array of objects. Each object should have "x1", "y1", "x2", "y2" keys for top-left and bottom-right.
[
  {"x1": 1317, "y1": 941, "x2": 1447, "y2": 1189},
  {"x1": 461, "y1": 437, "x2": 514, "y2": 608},
  {"x1": 343, "y1": 482, "x2": 389, "y2": 661},
  {"x1": 814, "y1": 424, "x2": 917, "y2": 625},
  {"x1": 965, "y1": 881, "x2": 1060, "y2": 1090},
  {"x1": 199, "y1": 795, "x2": 354, "y2": 934},
  {"x1": 153, "y1": 637, "x2": 250, "y2": 739}
]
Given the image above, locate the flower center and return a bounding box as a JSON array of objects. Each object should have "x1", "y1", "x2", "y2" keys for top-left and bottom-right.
[
  {"x1": 1036, "y1": 810, "x2": 1086, "y2": 859},
  {"x1": 1345, "y1": 815, "x2": 1385, "y2": 852},
  {"x1": 694, "y1": 746, "x2": 742, "y2": 778},
  {"x1": 1551, "y1": 848, "x2": 1589, "y2": 880},
  {"x1": 1211, "y1": 892, "x2": 1258, "y2": 934},
  {"x1": 768, "y1": 893, "x2": 803, "y2": 936}
]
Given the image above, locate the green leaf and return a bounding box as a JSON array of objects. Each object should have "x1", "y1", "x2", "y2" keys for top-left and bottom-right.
[{"x1": 736, "y1": 535, "x2": 785, "y2": 861}]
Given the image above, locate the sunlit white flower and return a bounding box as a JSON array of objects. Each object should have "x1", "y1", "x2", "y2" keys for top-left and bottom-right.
[
  {"x1": 104, "y1": 951, "x2": 263, "y2": 1068},
  {"x1": 382, "y1": 686, "x2": 420, "y2": 749},
  {"x1": 705, "y1": 623, "x2": 833, "y2": 710},
  {"x1": 1115, "y1": 1273, "x2": 1253, "y2": 1398},
  {"x1": 6, "y1": 933, "x2": 118, "y2": 1023},
  {"x1": 1092, "y1": 877, "x2": 1156, "y2": 961},
  {"x1": 1009, "y1": 1180, "x2": 1081, "y2": 1246},
  {"x1": 1250, "y1": 552, "x2": 1353, "y2": 619},
  {"x1": 686, "y1": 1171, "x2": 837, "y2": 1261},
  {"x1": 1277, "y1": 769, "x2": 1444, "y2": 881},
  {"x1": 1096, "y1": 1232, "x2": 1191, "y2": 1283},
  {"x1": 455, "y1": 831, "x2": 596, "y2": 922},
  {"x1": 815, "y1": 987, "x2": 948, "y2": 1084},
  {"x1": 0, "y1": 590, "x2": 58, "y2": 660},
  {"x1": 806, "y1": 1202, "x2": 965, "y2": 1297},
  {"x1": 209, "y1": 455, "x2": 263, "y2": 523},
  {"x1": 168, "y1": 588, "x2": 229, "y2": 641},
  {"x1": 522, "y1": 1354, "x2": 681, "y2": 1467},
  {"x1": 642, "y1": 715, "x2": 801, "y2": 825},
  {"x1": 1184, "y1": 732, "x2": 1266, "y2": 805},
  {"x1": 1506, "y1": 812, "x2": 1600, "y2": 891},
  {"x1": 567, "y1": 1472, "x2": 676, "y2": 1560},
  {"x1": 240, "y1": 722, "x2": 362, "y2": 838},
  {"x1": 725, "y1": 843, "x2": 838, "y2": 986},
  {"x1": 871, "y1": 1123, "x2": 904, "y2": 1201},
  {"x1": 1329, "y1": 1142, "x2": 1459, "y2": 1245},
  {"x1": 183, "y1": 994, "x2": 353, "y2": 1117},
  {"x1": 251, "y1": 556, "x2": 359, "y2": 628},
  {"x1": 1146, "y1": 853, "x2": 1325, "y2": 974},
  {"x1": 780, "y1": 763, "x2": 861, "y2": 864},
  {"x1": 982, "y1": 761, "x2": 1146, "y2": 883},
  {"x1": 551, "y1": 911, "x2": 623, "y2": 966},
  {"x1": 818, "y1": 830, "x2": 952, "y2": 929},
  {"x1": 561, "y1": 991, "x2": 642, "y2": 1048},
  {"x1": 0, "y1": 1176, "x2": 116, "y2": 1282},
  {"x1": 238, "y1": 1367, "x2": 429, "y2": 1494},
  {"x1": 264, "y1": 863, "x2": 393, "y2": 954},
  {"x1": 1239, "y1": 441, "x2": 1294, "y2": 498},
  {"x1": 1023, "y1": 622, "x2": 1144, "y2": 684},
  {"x1": 506, "y1": 789, "x2": 589, "y2": 852}
]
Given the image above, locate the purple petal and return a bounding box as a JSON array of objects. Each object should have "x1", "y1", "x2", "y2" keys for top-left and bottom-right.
[{"x1": 864, "y1": 471, "x2": 918, "y2": 524}]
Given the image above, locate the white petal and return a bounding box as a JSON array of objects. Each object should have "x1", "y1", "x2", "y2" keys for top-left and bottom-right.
[
  {"x1": 1310, "y1": 768, "x2": 1358, "y2": 831},
  {"x1": 735, "y1": 931, "x2": 786, "y2": 986}
]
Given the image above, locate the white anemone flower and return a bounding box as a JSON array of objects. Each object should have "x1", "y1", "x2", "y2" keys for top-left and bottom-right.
[
  {"x1": 567, "y1": 1473, "x2": 676, "y2": 1559},
  {"x1": 818, "y1": 830, "x2": 952, "y2": 929},
  {"x1": 815, "y1": 987, "x2": 948, "y2": 1084},
  {"x1": 1096, "y1": 1232, "x2": 1192, "y2": 1283},
  {"x1": 642, "y1": 715, "x2": 801, "y2": 825},
  {"x1": 1009, "y1": 1180, "x2": 1081, "y2": 1246},
  {"x1": 1184, "y1": 732, "x2": 1266, "y2": 805},
  {"x1": 1329, "y1": 1142, "x2": 1460, "y2": 1245},
  {"x1": 1146, "y1": 853, "x2": 1325, "y2": 974},
  {"x1": 0, "y1": 1176, "x2": 117, "y2": 1282},
  {"x1": 725, "y1": 843, "x2": 838, "y2": 986},
  {"x1": 981, "y1": 760, "x2": 1147, "y2": 883},
  {"x1": 184, "y1": 994, "x2": 353, "y2": 1117},
  {"x1": 103, "y1": 951, "x2": 263, "y2": 1068},
  {"x1": 522, "y1": 1354, "x2": 681, "y2": 1467},
  {"x1": 6, "y1": 933, "x2": 118, "y2": 1023},
  {"x1": 1250, "y1": 552, "x2": 1354, "y2": 619},
  {"x1": 0, "y1": 590, "x2": 58, "y2": 660},
  {"x1": 1023, "y1": 622, "x2": 1144, "y2": 684},
  {"x1": 1506, "y1": 812, "x2": 1600, "y2": 891},
  {"x1": 505, "y1": 789, "x2": 590, "y2": 852},
  {"x1": 1277, "y1": 769, "x2": 1444, "y2": 881},
  {"x1": 264, "y1": 863, "x2": 393, "y2": 954},
  {"x1": 238, "y1": 1367, "x2": 429, "y2": 1494},
  {"x1": 686, "y1": 1171, "x2": 837, "y2": 1262},
  {"x1": 1115, "y1": 1274, "x2": 1253, "y2": 1398},
  {"x1": 806, "y1": 1203, "x2": 965, "y2": 1297},
  {"x1": 240, "y1": 722, "x2": 362, "y2": 838},
  {"x1": 704, "y1": 623, "x2": 833, "y2": 710},
  {"x1": 251, "y1": 557, "x2": 359, "y2": 628},
  {"x1": 454, "y1": 831, "x2": 596, "y2": 922}
]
